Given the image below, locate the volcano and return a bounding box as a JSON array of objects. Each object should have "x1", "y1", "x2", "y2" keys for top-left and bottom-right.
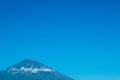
[{"x1": 0, "y1": 59, "x2": 73, "y2": 80}]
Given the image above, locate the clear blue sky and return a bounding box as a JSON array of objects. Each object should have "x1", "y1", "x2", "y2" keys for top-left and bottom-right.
[{"x1": 0, "y1": 0, "x2": 120, "y2": 80}]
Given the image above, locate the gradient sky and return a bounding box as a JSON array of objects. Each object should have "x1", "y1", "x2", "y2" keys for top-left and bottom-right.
[{"x1": 0, "y1": 0, "x2": 120, "y2": 80}]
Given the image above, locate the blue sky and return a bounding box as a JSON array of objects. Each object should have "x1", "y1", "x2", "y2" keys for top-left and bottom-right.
[{"x1": 0, "y1": 0, "x2": 120, "y2": 80}]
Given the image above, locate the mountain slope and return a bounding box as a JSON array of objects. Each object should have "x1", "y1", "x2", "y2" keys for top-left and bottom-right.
[{"x1": 0, "y1": 59, "x2": 74, "y2": 80}]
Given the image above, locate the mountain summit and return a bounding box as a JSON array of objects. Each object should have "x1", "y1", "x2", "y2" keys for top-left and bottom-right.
[{"x1": 0, "y1": 59, "x2": 74, "y2": 80}]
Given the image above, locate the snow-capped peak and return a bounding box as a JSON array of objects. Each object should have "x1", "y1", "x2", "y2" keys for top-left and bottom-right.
[
  {"x1": 0, "y1": 59, "x2": 73, "y2": 80},
  {"x1": 8, "y1": 67, "x2": 54, "y2": 74},
  {"x1": 20, "y1": 67, "x2": 53, "y2": 73}
]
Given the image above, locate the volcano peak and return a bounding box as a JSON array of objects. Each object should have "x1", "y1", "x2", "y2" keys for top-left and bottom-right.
[{"x1": 0, "y1": 59, "x2": 74, "y2": 80}]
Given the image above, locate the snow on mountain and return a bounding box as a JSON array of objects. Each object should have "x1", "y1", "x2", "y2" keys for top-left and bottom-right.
[
  {"x1": 8, "y1": 66, "x2": 54, "y2": 73},
  {"x1": 0, "y1": 59, "x2": 74, "y2": 80}
]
